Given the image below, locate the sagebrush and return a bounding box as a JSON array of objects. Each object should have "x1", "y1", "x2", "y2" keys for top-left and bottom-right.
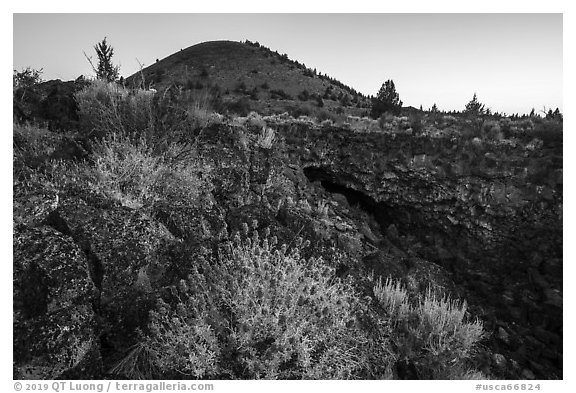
[
  {"x1": 373, "y1": 276, "x2": 485, "y2": 379},
  {"x1": 140, "y1": 223, "x2": 372, "y2": 379}
]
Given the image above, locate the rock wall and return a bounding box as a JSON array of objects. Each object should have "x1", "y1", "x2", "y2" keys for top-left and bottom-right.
[{"x1": 277, "y1": 123, "x2": 562, "y2": 379}]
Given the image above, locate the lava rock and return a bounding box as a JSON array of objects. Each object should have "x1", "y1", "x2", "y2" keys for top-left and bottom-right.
[
  {"x1": 13, "y1": 225, "x2": 101, "y2": 379},
  {"x1": 521, "y1": 368, "x2": 536, "y2": 380},
  {"x1": 45, "y1": 196, "x2": 176, "y2": 351},
  {"x1": 492, "y1": 353, "x2": 508, "y2": 369},
  {"x1": 497, "y1": 327, "x2": 511, "y2": 345}
]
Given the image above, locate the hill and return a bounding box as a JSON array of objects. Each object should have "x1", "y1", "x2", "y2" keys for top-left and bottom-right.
[{"x1": 125, "y1": 40, "x2": 371, "y2": 118}]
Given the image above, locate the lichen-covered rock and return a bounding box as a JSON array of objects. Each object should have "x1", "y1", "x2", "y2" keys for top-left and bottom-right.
[
  {"x1": 153, "y1": 201, "x2": 227, "y2": 243},
  {"x1": 362, "y1": 247, "x2": 458, "y2": 299},
  {"x1": 362, "y1": 250, "x2": 409, "y2": 282},
  {"x1": 405, "y1": 256, "x2": 460, "y2": 296},
  {"x1": 45, "y1": 196, "x2": 176, "y2": 351},
  {"x1": 13, "y1": 186, "x2": 60, "y2": 228},
  {"x1": 336, "y1": 232, "x2": 363, "y2": 257},
  {"x1": 13, "y1": 225, "x2": 101, "y2": 379},
  {"x1": 13, "y1": 79, "x2": 85, "y2": 131},
  {"x1": 196, "y1": 124, "x2": 251, "y2": 205}
]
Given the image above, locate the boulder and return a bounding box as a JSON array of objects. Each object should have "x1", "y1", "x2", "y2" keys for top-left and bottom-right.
[
  {"x1": 13, "y1": 225, "x2": 101, "y2": 379},
  {"x1": 153, "y1": 202, "x2": 227, "y2": 243},
  {"x1": 45, "y1": 197, "x2": 176, "y2": 351}
]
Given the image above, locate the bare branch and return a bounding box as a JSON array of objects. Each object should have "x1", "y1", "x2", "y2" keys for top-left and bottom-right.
[
  {"x1": 83, "y1": 51, "x2": 98, "y2": 75},
  {"x1": 136, "y1": 58, "x2": 146, "y2": 89}
]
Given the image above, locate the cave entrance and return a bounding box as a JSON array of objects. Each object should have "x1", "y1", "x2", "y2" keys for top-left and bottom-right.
[{"x1": 303, "y1": 166, "x2": 397, "y2": 235}]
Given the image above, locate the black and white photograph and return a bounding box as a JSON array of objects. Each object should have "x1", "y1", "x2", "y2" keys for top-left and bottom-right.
[{"x1": 9, "y1": 5, "x2": 567, "y2": 388}]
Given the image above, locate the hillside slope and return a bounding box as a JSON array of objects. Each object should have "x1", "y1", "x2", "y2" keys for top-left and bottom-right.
[{"x1": 126, "y1": 40, "x2": 371, "y2": 117}]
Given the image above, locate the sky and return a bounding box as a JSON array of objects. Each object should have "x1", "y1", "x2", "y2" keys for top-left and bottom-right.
[{"x1": 13, "y1": 13, "x2": 562, "y2": 115}]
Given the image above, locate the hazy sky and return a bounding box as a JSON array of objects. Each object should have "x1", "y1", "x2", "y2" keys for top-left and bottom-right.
[{"x1": 13, "y1": 13, "x2": 562, "y2": 114}]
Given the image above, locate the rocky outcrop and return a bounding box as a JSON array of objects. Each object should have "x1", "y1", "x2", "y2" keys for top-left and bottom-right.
[
  {"x1": 13, "y1": 79, "x2": 87, "y2": 131},
  {"x1": 13, "y1": 225, "x2": 101, "y2": 379},
  {"x1": 44, "y1": 196, "x2": 178, "y2": 351},
  {"x1": 275, "y1": 123, "x2": 562, "y2": 379}
]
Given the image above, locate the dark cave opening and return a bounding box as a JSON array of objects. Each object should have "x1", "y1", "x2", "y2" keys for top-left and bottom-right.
[
  {"x1": 303, "y1": 166, "x2": 397, "y2": 236},
  {"x1": 303, "y1": 165, "x2": 453, "y2": 270}
]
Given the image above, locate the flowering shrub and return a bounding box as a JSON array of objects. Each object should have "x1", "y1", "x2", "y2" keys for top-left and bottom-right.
[{"x1": 142, "y1": 222, "x2": 370, "y2": 379}]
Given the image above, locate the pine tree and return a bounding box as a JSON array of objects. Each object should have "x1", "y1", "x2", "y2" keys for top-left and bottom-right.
[
  {"x1": 464, "y1": 93, "x2": 485, "y2": 116},
  {"x1": 93, "y1": 37, "x2": 119, "y2": 82},
  {"x1": 370, "y1": 79, "x2": 403, "y2": 118},
  {"x1": 552, "y1": 108, "x2": 563, "y2": 121}
]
